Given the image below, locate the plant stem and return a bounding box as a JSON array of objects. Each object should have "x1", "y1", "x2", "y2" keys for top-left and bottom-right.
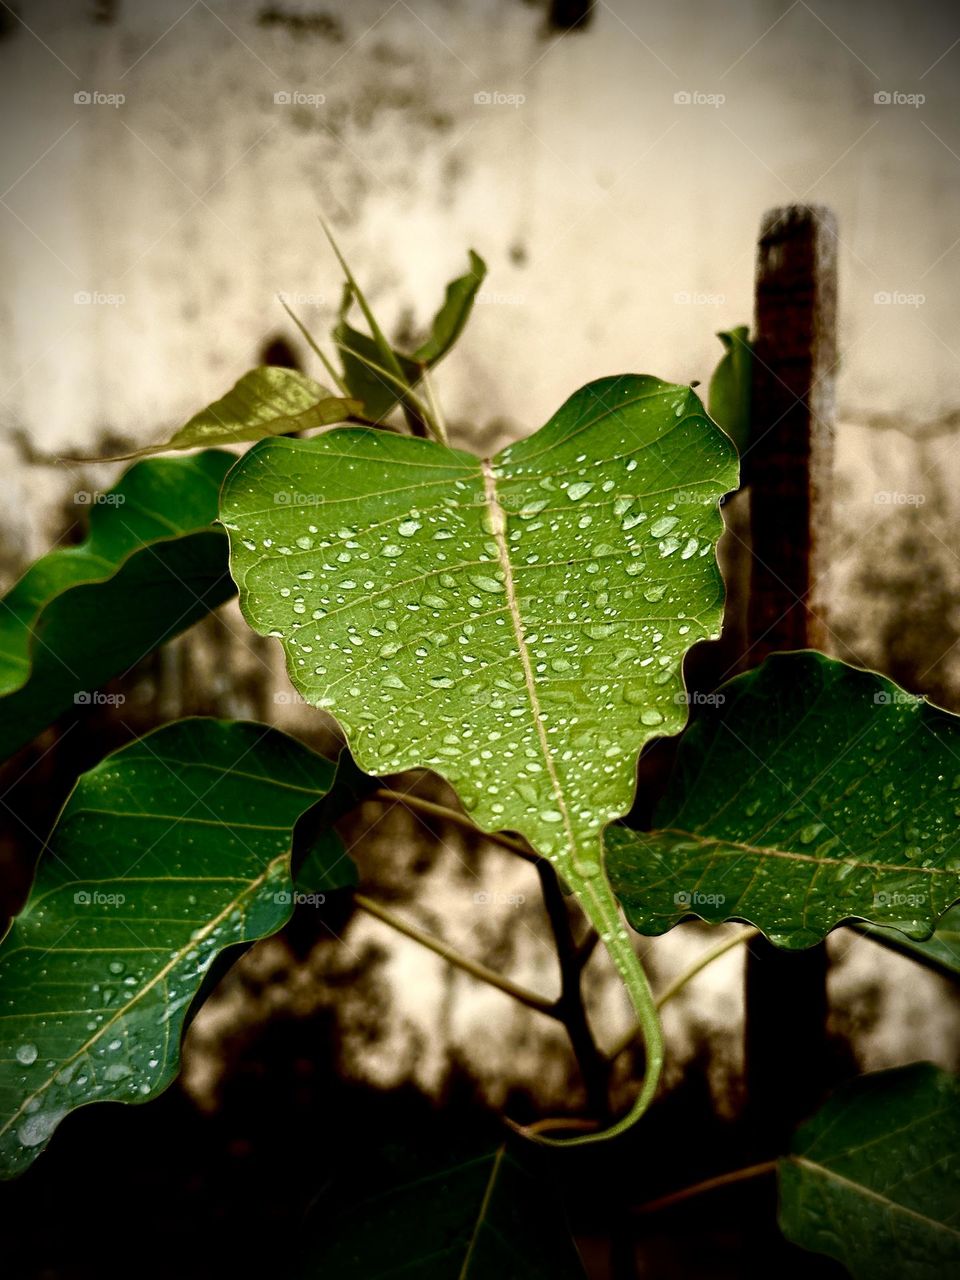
[
  {"x1": 371, "y1": 787, "x2": 541, "y2": 864},
  {"x1": 277, "y1": 296, "x2": 351, "y2": 395},
  {"x1": 537, "y1": 859, "x2": 612, "y2": 1122},
  {"x1": 354, "y1": 892, "x2": 559, "y2": 1018},
  {"x1": 420, "y1": 366, "x2": 449, "y2": 445},
  {"x1": 634, "y1": 1160, "x2": 777, "y2": 1216},
  {"x1": 607, "y1": 926, "x2": 759, "y2": 1063}
]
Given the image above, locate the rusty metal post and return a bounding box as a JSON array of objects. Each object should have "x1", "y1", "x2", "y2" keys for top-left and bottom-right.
[{"x1": 743, "y1": 205, "x2": 838, "y2": 1147}]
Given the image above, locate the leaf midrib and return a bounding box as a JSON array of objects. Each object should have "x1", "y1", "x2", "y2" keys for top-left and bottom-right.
[
  {"x1": 787, "y1": 1154, "x2": 960, "y2": 1238},
  {"x1": 0, "y1": 848, "x2": 289, "y2": 1142}
]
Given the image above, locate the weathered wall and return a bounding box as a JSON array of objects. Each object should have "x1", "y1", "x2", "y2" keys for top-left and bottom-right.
[{"x1": 2, "y1": 0, "x2": 960, "y2": 1112}]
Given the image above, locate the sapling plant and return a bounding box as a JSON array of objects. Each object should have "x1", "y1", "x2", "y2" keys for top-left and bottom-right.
[{"x1": 0, "y1": 232, "x2": 957, "y2": 1278}]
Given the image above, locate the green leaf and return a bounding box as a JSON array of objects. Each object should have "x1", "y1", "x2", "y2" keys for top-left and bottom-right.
[
  {"x1": 335, "y1": 289, "x2": 422, "y2": 423},
  {"x1": 334, "y1": 250, "x2": 487, "y2": 422},
  {"x1": 606, "y1": 652, "x2": 960, "y2": 948},
  {"x1": 296, "y1": 1142, "x2": 586, "y2": 1278},
  {"x1": 0, "y1": 718, "x2": 354, "y2": 1178},
  {"x1": 857, "y1": 904, "x2": 960, "y2": 979},
  {"x1": 412, "y1": 248, "x2": 488, "y2": 366},
  {"x1": 707, "y1": 326, "x2": 751, "y2": 454},
  {"x1": 778, "y1": 1064, "x2": 960, "y2": 1279},
  {"x1": 0, "y1": 451, "x2": 235, "y2": 760},
  {"x1": 80, "y1": 367, "x2": 362, "y2": 461},
  {"x1": 221, "y1": 373, "x2": 739, "y2": 1141}
]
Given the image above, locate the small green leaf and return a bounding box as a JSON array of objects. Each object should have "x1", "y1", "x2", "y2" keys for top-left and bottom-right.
[
  {"x1": 606, "y1": 652, "x2": 960, "y2": 947},
  {"x1": 0, "y1": 451, "x2": 235, "y2": 760},
  {"x1": 0, "y1": 718, "x2": 354, "y2": 1177},
  {"x1": 707, "y1": 326, "x2": 751, "y2": 454},
  {"x1": 857, "y1": 904, "x2": 960, "y2": 979},
  {"x1": 334, "y1": 289, "x2": 422, "y2": 423},
  {"x1": 296, "y1": 1142, "x2": 586, "y2": 1278},
  {"x1": 779, "y1": 1064, "x2": 960, "y2": 1279},
  {"x1": 221, "y1": 373, "x2": 739, "y2": 1141},
  {"x1": 82, "y1": 367, "x2": 361, "y2": 460},
  {"x1": 334, "y1": 250, "x2": 487, "y2": 422},
  {"x1": 412, "y1": 248, "x2": 488, "y2": 365}
]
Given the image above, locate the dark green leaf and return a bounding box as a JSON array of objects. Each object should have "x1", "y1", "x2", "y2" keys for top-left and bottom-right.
[
  {"x1": 707, "y1": 326, "x2": 751, "y2": 454},
  {"x1": 606, "y1": 652, "x2": 960, "y2": 948},
  {"x1": 221, "y1": 373, "x2": 739, "y2": 1140},
  {"x1": 0, "y1": 718, "x2": 354, "y2": 1177},
  {"x1": 856, "y1": 905, "x2": 960, "y2": 979},
  {"x1": 0, "y1": 452, "x2": 235, "y2": 760},
  {"x1": 297, "y1": 1143, "x2": 586, "y2": 1278},
  {"x1": 779, "y1": 1064, "x2": 960, "y2": 1279},
  {"x1": 412, "y1": 248, "x2": 487, "y2": 365}
]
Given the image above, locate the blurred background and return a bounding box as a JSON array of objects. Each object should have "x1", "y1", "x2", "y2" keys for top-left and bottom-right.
[{"x1": 1, "y1": 1, "x2": 959, "y2": 1276}]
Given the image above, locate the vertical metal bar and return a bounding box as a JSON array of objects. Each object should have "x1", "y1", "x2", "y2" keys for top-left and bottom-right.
[{"x1": 743, "y1": 205, "x2": 838, "y2": 1147}]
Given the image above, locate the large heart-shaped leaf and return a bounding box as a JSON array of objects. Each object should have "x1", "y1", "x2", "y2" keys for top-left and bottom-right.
[
  {"x1": 77, "y1": 368, "x2": 361, "y2": 461},
  {"x1": 296, "y1": 1142, "x2": 586, "y2": 1278},
  {"x1": 0, "y1": 718, "x2": 354, "y2": 1177},
  {"x1": 606, "y1": 652, "x2": 960, "y2": 947},
  {"x1": 221, "y1": 373, "x2": 739, "y2": 1140},
  {"x1": 779, "y1": 1064, "x2": 960, "y2": 1278},
  {"x1": 0, "y1": 451, "x2": 235, "y2": 760}
]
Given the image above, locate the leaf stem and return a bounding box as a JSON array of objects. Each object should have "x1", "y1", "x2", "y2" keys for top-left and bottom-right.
[
  {"x1": 420, "y1": 366, "x2": 449, "y2": 445},
  {"x1": 537, "y1": 860, "x2": 612, "y2": 1122},
  {"x1": 634, "y1": 1160, "x2": 777, "y2": 1216},
  {"x1": 276, "y1": 295, "x2": 350, "y2": 395},
  {"x1": 607, "y1": 926, "x2": 759, "y2": 1063},
  {"x1": 354, "y1": 891, "x2": 559, "y2": 1018}
]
